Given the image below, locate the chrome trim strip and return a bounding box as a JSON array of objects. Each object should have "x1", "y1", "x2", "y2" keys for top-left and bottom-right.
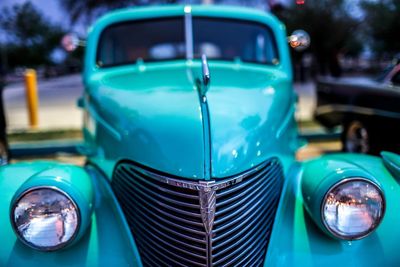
[
  {"x1": 135, "y1": 160, "x2": 265, "y2": 191},
  {"x1": 88, "y1": 104, "x2": 122, "y2": 141},
  {"x1": 315, "y1": 104, "x2": 400, "y2": 119},
  {"x1": 199, "y1": 96, "x2": 212, "y2": 180},
  {"x1": 184, "y1": 5, "x2": 193, "y2": 60}
]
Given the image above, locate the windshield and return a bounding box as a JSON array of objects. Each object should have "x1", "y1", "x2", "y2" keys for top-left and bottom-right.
[
  {"x1": 97, "y1": 18, "x2": 185, "y2": 67},
  {"x1": 193, "y1": 18, "x2": 279, "y2": 65},
  {"x1": 96, "y1": 17, "x2": 279, "y2": 67}
]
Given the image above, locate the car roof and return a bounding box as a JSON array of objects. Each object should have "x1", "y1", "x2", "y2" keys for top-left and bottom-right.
[{"x1": 91, "y1": 4, "x2": 282, "y2": 31}]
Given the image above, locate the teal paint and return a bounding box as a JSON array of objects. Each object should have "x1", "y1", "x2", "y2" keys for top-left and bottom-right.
[
  {"x1": 2, "y1": 4, "x2": 399, "y2": 267},
  {"x1": 265, "y1": 154, "x2": 400, "y2": 266},
  {"x1": 82, "y1": 5, "x2": 294, "y2": 179},
  {"x1": 10, "y1": 164, "x2": 95, "y2": 249},
  {"x1": 0, "y1": 162, "x2": 141, "y2": 266}
]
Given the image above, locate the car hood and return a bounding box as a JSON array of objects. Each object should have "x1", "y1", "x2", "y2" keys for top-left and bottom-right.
[
  {"x1": 88, "y1": 62, "x2": 293, "y2": 179},
  {"x1": 205, "y1": 64, "x2": 293, "y2": 177}
]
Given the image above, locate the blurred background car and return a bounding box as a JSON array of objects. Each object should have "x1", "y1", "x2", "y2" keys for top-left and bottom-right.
[{"x1": 315, "y1": 57, "x2": 400, "y2": 154}]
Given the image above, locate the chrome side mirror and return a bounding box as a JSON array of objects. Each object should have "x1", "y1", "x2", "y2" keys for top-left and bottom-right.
[
  {"x1": 61, "y1": 33, "x2": 85, "y2": 52},
  {"x1": 288, "y1": 30, "x2": 310, "y2": 51}
]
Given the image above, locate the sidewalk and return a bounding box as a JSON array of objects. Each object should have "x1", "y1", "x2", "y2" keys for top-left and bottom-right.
[
  {"x1": 294, "y1": 81, "x2": 316, "y2": 122},
  {"x1": 4, "y1": 75, "x2": 316, "y2": 132},
  {"x1": 4, "y1": 74, "x2": 83, "y2": 132}
]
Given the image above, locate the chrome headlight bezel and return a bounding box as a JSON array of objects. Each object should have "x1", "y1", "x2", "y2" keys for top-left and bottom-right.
[
  {"x1": 11, "y1": 186, "x2": 81, "y2": 251},
  {"x1": 320, "y1": 177, "x2": 385, "y2": 240}
]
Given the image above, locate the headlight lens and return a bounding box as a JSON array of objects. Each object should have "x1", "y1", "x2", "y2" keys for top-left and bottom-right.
[
  {"x1": 12, "y1": 187, "x2": 80, "y2": 250},
  {"x1": 322, "y1": 179, "x2": 384, "y2": 240}
]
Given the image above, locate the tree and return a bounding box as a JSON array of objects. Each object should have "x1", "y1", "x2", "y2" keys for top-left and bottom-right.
[
  {"x1": 273, "y1": 0, "x2": 362, "y2": 77},
  {"x1": 0, "y1": 1, "x2": 66, "y2": 69},
  {"x1": 59, "y1": 0, "x2": 180, "y2": 25},
  {"x1": 361, "y1": 0, "x2": 400, "y2": 57}
]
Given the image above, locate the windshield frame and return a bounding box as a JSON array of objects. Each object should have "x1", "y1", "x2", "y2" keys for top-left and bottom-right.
[{"x1": 95, "y1": 15, "x2": 280, "y2": 69}]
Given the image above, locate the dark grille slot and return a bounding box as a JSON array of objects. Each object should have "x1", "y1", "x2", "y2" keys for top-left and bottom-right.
[
  {"x1": 112, "y1": 158, "x2": 283, "y2": 267},
  {"x1": 120, "y1": 167, "x2": 201, "y2": 209},
  {"x1": 125, "y1": 167, "x2": 200, "y2": 201},
  {"x1": 134, "y1": 231, "x2": 206, "y2": 267},
  {"x1": 216, "y1": 166, "x2": 269, "y2": 198},
  {"x1": 113, "y1": 177, "x2": 206, "y2": 239},
  {"x1": 213, "y1": 191, "x2": 275, "y2": 241},
  {"x1": 216, "y1": 165, "x2": 280, "y2": 205},
  {"x1": 212, "y1": 160, "x2": 283, "y2": 267},
  {"x1": 115, "y1": 170, "x2": 202, "y2": 219},
  {"x1": 214, "y1": 167, "x2": 281, "y2": 220}
]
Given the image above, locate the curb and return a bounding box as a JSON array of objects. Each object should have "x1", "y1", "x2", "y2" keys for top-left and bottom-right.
[
  {"x1": 10, "y1": 140, "x2": 81, "y2": 158},
  {"x1": 299, "y1": 132, "x2": 340, "y2": 141}
]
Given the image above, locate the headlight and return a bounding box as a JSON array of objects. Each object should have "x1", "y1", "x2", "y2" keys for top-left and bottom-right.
[
  {"x1": 11, "y1": 187, "x2": 80, "y2": 251},
  {"x1": 322, "y1": 179, "x2": 384, "y2": 240}
]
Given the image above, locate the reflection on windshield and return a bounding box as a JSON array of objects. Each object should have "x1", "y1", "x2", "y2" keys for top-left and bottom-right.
[
  {"x1": 193, "y1": 18, "x2": 279, "y2": 65},
  {"x1": 97, "y1": 18, "x2": 185, "y2": 67},
  {"x1": 96, "y1": 17, "x2": 279, "y2": 67}
]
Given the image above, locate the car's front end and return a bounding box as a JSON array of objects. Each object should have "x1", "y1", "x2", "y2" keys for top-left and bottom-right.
[{"x1": 1, "y1": 5, "x2": 400, "y2": 267}]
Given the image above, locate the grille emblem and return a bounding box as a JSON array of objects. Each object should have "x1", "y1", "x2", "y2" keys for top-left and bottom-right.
[{"x1": 199, "y1": 187, "x2": 216, "y2": 234}]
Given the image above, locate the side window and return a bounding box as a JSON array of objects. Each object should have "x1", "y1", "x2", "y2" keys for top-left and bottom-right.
[{"x1": 392, "y1": 71, "x2": 400, "y2": 86}]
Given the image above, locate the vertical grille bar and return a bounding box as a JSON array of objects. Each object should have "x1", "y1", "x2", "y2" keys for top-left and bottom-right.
[{"x1": 112, "y1": 158, "x2": 283, "y2": 267}]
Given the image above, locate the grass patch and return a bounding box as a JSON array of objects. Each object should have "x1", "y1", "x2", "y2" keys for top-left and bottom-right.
[
  {"x1": 297, "y1": 120, "x2": 321, "y2": 128},
  {"x1": 8, "y1": 129, "x2": 82, "y2": 143}
]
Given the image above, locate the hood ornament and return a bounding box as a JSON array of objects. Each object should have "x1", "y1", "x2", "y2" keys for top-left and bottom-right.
[{"x1": 199, "y1": 54, "x2": 211, "y2": 98}]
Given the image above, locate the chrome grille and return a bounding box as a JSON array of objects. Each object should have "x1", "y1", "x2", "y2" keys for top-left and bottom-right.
[{"x1": 112, "y1": 158, "x2": 284, "y2": 267}]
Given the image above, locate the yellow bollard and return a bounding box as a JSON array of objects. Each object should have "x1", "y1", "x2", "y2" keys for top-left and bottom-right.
[{"x1": 24, "y1": 69, "x2": 39, "y2": 128}]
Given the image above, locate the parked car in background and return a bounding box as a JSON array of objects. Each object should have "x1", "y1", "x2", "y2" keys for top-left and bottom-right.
[
  {"x1": 1, "y1": 5, "x2": 400, "y2": 267},
  {"x1": 315, "y1": 61, "x2": 400, "y2": 154}
]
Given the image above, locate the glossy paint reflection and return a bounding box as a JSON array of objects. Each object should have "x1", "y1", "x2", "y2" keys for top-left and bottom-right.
[
  {"x1": 206, "y1": 63, "x2": 297, "y2": 177},
  {"x1": 86, "y1": 62, "x2": 205, "y2": 179}
]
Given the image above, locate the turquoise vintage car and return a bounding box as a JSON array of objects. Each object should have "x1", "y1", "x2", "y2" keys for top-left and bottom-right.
[{"x1": 1, "y1": 4, "x2": 400, "y2": 267}]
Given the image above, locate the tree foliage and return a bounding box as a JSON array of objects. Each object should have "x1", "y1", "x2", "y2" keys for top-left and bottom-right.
[
  {"x1": 361, "y1": 0, "x2": 400, "y2": 56},
  {"x1": 0, "y1": 1, "x2": 66, "y2": 68},
  {"x1": 273, "y1": 0, "x2": 362, "y2": 76},
  {"x1": 59, "y1": 0, "x2": 179, "y2": 24}
]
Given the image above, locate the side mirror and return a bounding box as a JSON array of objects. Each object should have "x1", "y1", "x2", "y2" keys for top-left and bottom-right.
[
  {"x1": 288, "y1": 30, "x2": 310, "y2": 51},
  {"x1": 61, "y1": 33, "x2": 85, "y2": 52}
]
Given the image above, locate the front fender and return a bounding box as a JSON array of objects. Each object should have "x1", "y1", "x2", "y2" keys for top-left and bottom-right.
[
  {"x1": 265, "y1": 153, "x2": 400, "y2": 266},
  {"x1": 0, "y1": 162, "x2": 141, "y2": 267}
]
